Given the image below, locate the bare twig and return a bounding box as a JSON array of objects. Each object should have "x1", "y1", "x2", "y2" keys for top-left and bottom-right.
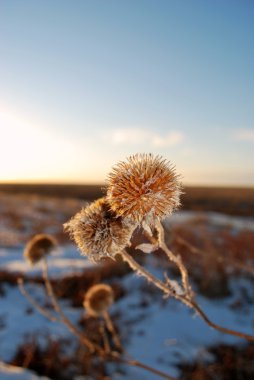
[
  {"x1": 99, "y1": 320, "x2": 111, "y2": 354},
  {"x1": 191, "y1": 299, "x2": 254, "y2": 341},
  {"x1": 40, "y1": 259, "x2": 178, "y2": 379},
  {"x1": 18, "y1": 278, "x2": 59, "y2": 322},
  {"x1": 42, "y1": 258, "x2": 96, "y2": 353},
  {"x1": 103, "y1": 311, "x2": 123, "y2": 352},
  {"x1": 120, "y1": 249, "x2": 254, "y2": 343},
  {"x1": 155, "y1": 220, "x2": 192, "y2": 298},
  {"x1": 109, "y1": 351, "x2": 178, "y2": 380},
  {"x1": 120, "y1": 249, "x2": 193, "y2": 308}
]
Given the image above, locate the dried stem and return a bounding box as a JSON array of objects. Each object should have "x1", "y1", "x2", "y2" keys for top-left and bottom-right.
[
  {"x1": 127, "y1": 359, "x2": 177, "y2": 380},
  {"x1": 155, "y1": 220, "x2": 192, "y2": 298},
  {"x1": 191, "y1": 299, "x2": 254, "y2": 341},
  {"x1": 99, "y1": 320, "x2": 111, "y2": 354},
  {"x1": 42, "y1": 258, "x2": 96, "y2": 353},
  {"x1": 18, "y1": 277, "x2": 59, "y2": 322},
  {"x1": 41, "y1": 259, "x2": 178, "y2": 379},
  {"x1": 103, "y1": 311, "x2": 123, "y2": 352},
  {"x1": 120, "y1": 249, "x2": 254, "y2": 343},
  {"x1": 18, "y1": 260, "x2": 180, "y2": 378},
  {"x1": 120, "y1": 249, "x2": 192, "y2": 308},
  {"x1": 109, "y1": 351, "x2": 178, "y2": 380}
]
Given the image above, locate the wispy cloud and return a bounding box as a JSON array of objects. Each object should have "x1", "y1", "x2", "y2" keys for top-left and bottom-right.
[
  {"x1": 232, "y1": 129, "x2": 254, "y2": 142},
  {"x1": 102, "y1": 128, "x2": 185, "y2": 147}
]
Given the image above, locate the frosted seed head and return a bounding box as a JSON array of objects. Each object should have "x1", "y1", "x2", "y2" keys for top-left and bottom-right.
[
  {"x1": 64, "y1": 197, "x2": 136, "y2": 262},
  {"x1": 83, "y1": 283, "x2": 114, "y2": 316},
  {"x1": 106, "y1": 153, "x2": 182, "y2": 223},
  {"x1": 24, "y1": 234, "x2": 57, "y2": 265}
]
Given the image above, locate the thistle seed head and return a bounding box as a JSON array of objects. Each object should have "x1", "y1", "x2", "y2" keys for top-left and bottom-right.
[
  {"x1": 83, "y1": 283, "x2": 114, "y2": 316},
  {"x1": 63, "y1": 197, "x2": 136, "y2": 262},
  {"x1": 106, "y1": 153, "x2": 182, "y2": 223},
  {"x1": 24, "y1": 234, "x2": 57, "y2": 265}
]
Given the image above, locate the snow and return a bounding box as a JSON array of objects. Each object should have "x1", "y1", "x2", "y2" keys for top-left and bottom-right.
[
  {"x1": 0, "y1": 283, "x2": 82, "y2": 363},
  {"x1": 0, "y1": 244, "x2": 93, "y2": 278},
  {"x1": 0, "y1": 207, "x2": 254, "y2": 378},
  {"x1": 111, "y1": 262, "x2": 254, "y2": 379},
  {"x1": 0, "y1": 362, "x2": 49, "y2": 379}
]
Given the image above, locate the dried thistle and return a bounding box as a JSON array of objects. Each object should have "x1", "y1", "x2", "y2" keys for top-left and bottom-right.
[
  {"x1": 106, "y1": 153, "x2": 181, "y2": 223},
  {"x1": 83, "y1": 284, "x2": 114, "y2": 316},
  {"x1": 24, "y1": 234, "x2": 57, "y2": 265},
  {"x1": 64, "y1": 197, "x2": 136, "y2": 262}
]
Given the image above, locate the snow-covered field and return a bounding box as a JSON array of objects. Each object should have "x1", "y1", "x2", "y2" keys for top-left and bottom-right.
[{"x1": 0, "y1": 192, "x2": 254, "y2": 379}]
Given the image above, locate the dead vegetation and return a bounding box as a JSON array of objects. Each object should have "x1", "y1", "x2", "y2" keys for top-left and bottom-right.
[
  {"x1": 1, "y1": 186, "x2": 254, "y2": 379},
  {"x1": 178, "y1": 343, "x2": 254, "y2": 380},
  {"x1": 10, "y1": 335, "x2": 110, "y2": 380}
]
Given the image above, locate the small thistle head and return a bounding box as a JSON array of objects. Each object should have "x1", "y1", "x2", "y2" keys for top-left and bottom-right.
[
  {"x1": 106, "y1": 153, "x2": 182, "y2": 223},
  {"x1": 24, "y1": 234, "x2": 57, "y2": 265},
  {"x1": 83, "y1": 283, "x2": 114, "y2": 316},
  {"x1": 64, "y1": 197, "x2": 136, "y2": 262}
]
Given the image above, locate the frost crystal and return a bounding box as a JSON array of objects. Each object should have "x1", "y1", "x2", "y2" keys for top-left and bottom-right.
[
  {"x1": 106, "y1": 153, "x2": 182, "y2": 223},
  {"x1": 64, "y1": 198, "x2": 136, "y2": 262}
]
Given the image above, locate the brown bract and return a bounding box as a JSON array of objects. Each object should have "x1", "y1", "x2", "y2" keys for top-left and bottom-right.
[
  {"x1": 106, "y1": 153, "x2": 182, "y2": 223},
  {"x1": 24, "y1": 234, "x2": 57, "y2": 265},
  {"x1": 63, "y1": 197, "x2": 136, "y2": 262},
  {"x1": 83, "y1": 283, "x2": 114, "y2": 316}
]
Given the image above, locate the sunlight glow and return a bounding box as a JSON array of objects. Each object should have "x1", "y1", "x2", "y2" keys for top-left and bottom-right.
[{"x1": 0, "y1": 107, "x2": 101, "y2": 183}]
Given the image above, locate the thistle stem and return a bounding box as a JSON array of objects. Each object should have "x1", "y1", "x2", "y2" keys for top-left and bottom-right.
[
  {"x1": 120, "y1": 249, "x2": 192, "y2": 308},
  {"x1": 41, "y1": 259, "x2": 178, "y2": 379},
  {"x1": 191, "y1": 299, "x2": 254, "y2": 342},
  {"x1": 108, "y1": 350, "x2": 178, "y2": 380},
  {"x1": 155, "y1": 220, "x2": 192, "y2": 297},
  {"x1": 42, "y1": 258, "x2": 96, "y2": 353},
  {"x1": 18, "y1": 277, "x2": 59, "y2": 322},
  {"x1": 103, "y1": 311, "x2": 123, "y2": 352},
  {"x1": 121, "y1": 249, "x2": 254, "y2": 343},
  {"x1": 99, "y1": 319, "x2": 111, "y2": 354}
]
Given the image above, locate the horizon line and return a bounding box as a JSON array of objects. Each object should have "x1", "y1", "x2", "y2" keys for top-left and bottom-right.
[{"x1": 0, "y1": 181, "x2": 253, "y2": 189}]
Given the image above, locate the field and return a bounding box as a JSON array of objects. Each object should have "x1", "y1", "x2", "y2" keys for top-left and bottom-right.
[
  {"x1": 1, "y1": 184, "x2": 254, "y2": 216},
  {"x1": 0, "y1": 185, "x2": 254, "y2": 379}
]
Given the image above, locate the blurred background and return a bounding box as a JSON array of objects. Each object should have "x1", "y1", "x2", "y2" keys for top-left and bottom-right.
[
  {"x1": 1, "y1": 2, "x2": 254, "y2": 380},
  {"x1": 0, "y1": 0, "x2": 253, "y2": 186}
]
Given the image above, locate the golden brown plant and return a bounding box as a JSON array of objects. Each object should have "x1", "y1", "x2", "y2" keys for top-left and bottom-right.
[
  {"x1": 83, "y1": 284, "x2": 114, "y2": 317},
  {"x1": 24, "y1": 234, "x2": 57, "y2": 265},
  {"x1": 106, "y1": 153, "x2": 181, "y2": 223},
  {"x1": 20, "y1": 153, "x2": 254, "y2": 380},
  {"x1": 64, "y1": 197, "x2": 136, "y2": 262}
]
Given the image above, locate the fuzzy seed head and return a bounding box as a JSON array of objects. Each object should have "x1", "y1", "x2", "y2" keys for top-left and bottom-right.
[
  {"x1": 83, "y1": 284, "x2": 114, "y2": 316},
  {"x1": 24, "y1": 234, "x2": 57, "y2": 265},
  {"x1": 64, "y1": 198, "x2": 136, "y2": 262},
  {"x1": 106, "y1": 153, "x2": 182, "y2": 223}
]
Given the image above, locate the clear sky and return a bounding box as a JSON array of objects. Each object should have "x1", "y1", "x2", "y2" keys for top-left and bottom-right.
[{"x1": 0, "y1": 0, "x2": 254, "y2": 186}]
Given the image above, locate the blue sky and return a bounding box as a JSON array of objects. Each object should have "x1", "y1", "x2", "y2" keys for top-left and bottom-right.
[{"x1": 0, "y1": 0, "x2": 254, "y2": 185}]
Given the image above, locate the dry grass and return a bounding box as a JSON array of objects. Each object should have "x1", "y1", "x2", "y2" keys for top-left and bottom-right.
[
  {"x1": 1, "y1": 186, "x2": 254, "y2": 379},
  {"x1": 182, "y1": 186, "x2": 254, "y2": 216},
  {"x1": 1, "y1": 184, "x2": 254, "y2": 215},
  {"x1": 10, "y1": 335, "x2": 109, "y2": 380},
  {"x1": 178, "y1": 343, "x2": 254, "y2": 380}
]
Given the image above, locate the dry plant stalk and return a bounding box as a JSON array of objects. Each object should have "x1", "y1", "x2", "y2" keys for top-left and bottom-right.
[
  {"x1": 83, "y1": 283, "x2": 114, "y2": 317},
  {"x1": 20, "y1": 234, "x2": 177, "y2": 379},
  {"x1": 65, "y1": 153, "x2": 254, "y2": 344},
  {"x1": 20, "y1": 153, "x2": 254, "y2": 380},
  {"x1": 24, "y1": 234, "x2": 57, "y2": 265},
  {"x1": 83, "y1": 284, "x2": 123, "y2": 351}
]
